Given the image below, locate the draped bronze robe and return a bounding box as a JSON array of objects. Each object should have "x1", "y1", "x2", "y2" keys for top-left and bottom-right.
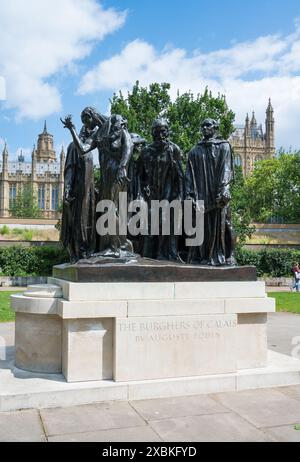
[
  {"x1": 60, "y1": 133, "x2": 95, "y2": 261},
  {"x1": 185, "y1": 139, "x2": 234, "y2": 266}
]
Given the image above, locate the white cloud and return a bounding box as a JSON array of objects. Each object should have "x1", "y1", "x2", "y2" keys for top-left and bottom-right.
[
  {"x1": 78, "y1": 24, "x2": 300, "y2": 149},
  {"x1": 0, "y1": 0, "x2": 126, "y2": 119},
  {"x1": 0, "y1": 75, "x2": 5, "y2": 100}
]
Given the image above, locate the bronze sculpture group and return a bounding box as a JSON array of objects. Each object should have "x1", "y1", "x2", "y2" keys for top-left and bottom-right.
[{"x1": 61, "y1": 108, "x2": 236, "y2": 267}]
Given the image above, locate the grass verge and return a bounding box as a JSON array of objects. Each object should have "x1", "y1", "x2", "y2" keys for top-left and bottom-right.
[
  {"x1": 0, "y1": 291, "x2": 22, "y2": 322},
  {"x1": 268, "y1": 292, "x2": 300, "y2": 314}
]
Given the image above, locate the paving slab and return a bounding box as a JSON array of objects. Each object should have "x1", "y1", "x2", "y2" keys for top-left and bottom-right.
[
  {"x1": 130, "y1": 395, "x2": 229, "y2": 421},
  {"x1": 148, "y1": 412, "x2": 272, "y2": 442},
  {"x1": 212, "y1": 388, "x2": 300, "y2": 428},
  {"x1": 0, "y1": 409, "x2": 46, "y2": 442},
  {"x1": 277, "y1": 385, "x2": 300, "y2": 401},
  {"x1": 48, "y1": 426, "x2": 161, "y2": 442},
  {"x1": 0, "y1": 322, "x2": 14, "y2": 345},
  {"x1": 263, "y1": 424, "x2": 300, "y2": 442},
  {"x1": 40, "y1": 401, "x2": 146, "y2": 437},
  {"x1": 268, "y1": 312, "x2": 300, "y2": 357}
]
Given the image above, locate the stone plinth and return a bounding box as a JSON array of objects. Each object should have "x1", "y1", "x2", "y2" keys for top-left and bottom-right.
[
  {"x1": 15, "y1": 312, "x2": 62, "y2": 374},
  {"x1": 114, "y1": 314, "x2": 238, "y2": 381},
  {"x1": 53, "y1": 260, "x2": 257, "y2": 283},
  {"x1": 11, "y1": 267, "x2": 275, "y2": 384}
]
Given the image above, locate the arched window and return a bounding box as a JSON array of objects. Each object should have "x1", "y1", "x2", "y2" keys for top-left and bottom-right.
[
  {"x1": 38, "y1": 185, "x2": 45, "y2": 210},
  {"x1": 51, "y1": 185, "x2": 59, "y2": 211},
  {"x1": 9, "y1": 184, "x2": 17, "y2": 209},
  {"x1": 234, "y1": 154, "x2": 242, "y2": 167}
]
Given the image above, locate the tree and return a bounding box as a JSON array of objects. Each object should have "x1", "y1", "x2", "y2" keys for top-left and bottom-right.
[
  {"x1": 244, "y1": 151, "x2": 300, "y2": 223},
  {"x1": 110, "y1": 81, "x2": 172, "y2": 142},
  {"x1": 167, "y1": 88, "x2": 235, "y2": 155},
  {"x1": 110, "y1": 82, "x2": 235, "y2": 159},
  {"x1": 10, "y1": 184, "x2": 42, "y2": 218},
  {"x1": 231, "y1": 166, "x2": 255, "y2": 248}
]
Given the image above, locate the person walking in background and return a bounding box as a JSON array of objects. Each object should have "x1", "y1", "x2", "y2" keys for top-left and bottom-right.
[{"x1": 291, "y1": 262, "x2": 300, "y2": 292}]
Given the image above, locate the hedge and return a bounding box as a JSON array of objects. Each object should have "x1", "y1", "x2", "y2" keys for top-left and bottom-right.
[
  {"x1": 0, "y1": 245, "x2": 68, "y2": 277},
  {"x1": 236, "y1": 247, "x2": 300, "y2": 277},
  {"x1": 0, "y1": 244, "x2": 298, "y2": 278}
]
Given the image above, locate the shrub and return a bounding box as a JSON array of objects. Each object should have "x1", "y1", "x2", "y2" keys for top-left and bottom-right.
[
  {"x1": 23, "y1": 230, "x2": 33, "y2": 241},
  {"x1": 0, "y1": 245, "x2": 68, "y2": 276},
  {"x1": 0, "y1": 243, "x2": 297, "y2": 278},
  {"x1": 12, "y1": 228, "x2": 24, "y2": 236},
  {"x1": 0, "y1": 225, "x2": 10, "y2": 235},
  {"x1": 236, "y1": 247, "x2": 300, "y2": 277}
]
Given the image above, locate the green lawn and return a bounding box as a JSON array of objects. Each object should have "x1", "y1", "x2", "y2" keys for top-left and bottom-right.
[
  {"x1": 0, "y1": 291, "x2": 22, "y2": 322},
  {"x1": 268, "y1": 292, "x2": 300, "y2": 314}
]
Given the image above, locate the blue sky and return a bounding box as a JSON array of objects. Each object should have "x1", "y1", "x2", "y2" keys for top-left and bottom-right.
[{"x1": 1, "y1": 0, "x2": 300, "y2": 160}]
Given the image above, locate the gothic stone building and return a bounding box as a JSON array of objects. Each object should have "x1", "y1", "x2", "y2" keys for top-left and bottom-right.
[
  {"x1": 230, "y1": 99, "x2": 275, "y2": 176},
  {"x1": 0, "y1": 122, "x2": 65, "y2": 219}
]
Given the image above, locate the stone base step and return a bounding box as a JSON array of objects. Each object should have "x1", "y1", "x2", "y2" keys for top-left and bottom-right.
[{"x1": 1, "y1": 351, "x2": 300, "y2": 412}]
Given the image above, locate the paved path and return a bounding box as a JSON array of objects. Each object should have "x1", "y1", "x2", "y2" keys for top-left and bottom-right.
[
  {"x1": 268, "y1": 312, "x2": 300, "y2": 356},
  {"x1": 0, "y1": 387, "x2": 300, "y2": 442},
  {"x1": 0, "y1": 313, "x2": 300, "y2": 442}
]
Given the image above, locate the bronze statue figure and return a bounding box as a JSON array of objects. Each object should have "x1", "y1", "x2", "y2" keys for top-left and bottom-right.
[
  {"x1": 96, "y1": 114, "x2": 135, "y2": 258},
  {"x1": 138, "y1": 118, "x2": 184, "y2": 261},
  {"x1": 62, "y1": 109, "x2": 135, "y2": 262},
  {"x1": 185, "y1": 118, "x2": 236, "y2": 266},
  {"x1": 60, "y1": 107, "x2": 106, "y2": 262}
]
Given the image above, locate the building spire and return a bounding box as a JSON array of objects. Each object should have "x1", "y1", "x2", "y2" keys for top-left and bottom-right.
[
  {"x1": 43, "y1": 120, "x2": 48, "y2": 134},
  {"x1": 2, "y1": 141, "x2": 8, "y2": 157},
  {"x1": 265, "y1": 98, "x2": 275, "y2": 149},
  {"x1": 31, "y1": 144, "x2": 36, "y2": 162},
  {"x1": 250, "y1": 111, "x2": 257, "y2": 128},
  {"x1": 18, "y1": 149, "x2": 25, "y2": 163},
  {"x1": 266, "y1": 98, "x2": 274, "y2": 117},
  {"x1": 244, "y1": 113, "x2": 250, "y2": 137}
]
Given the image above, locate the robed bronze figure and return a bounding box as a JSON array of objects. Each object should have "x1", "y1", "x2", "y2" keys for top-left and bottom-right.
[
  {"x1": 185, "y1": 118, "x2": 236, "y2": 266},
  {"x1": 138, "y1": 118, "x2": 184, "y2": 261},
  {"x1": 96, "y1": 114, "x2": 134, "y2": 258},
  {"x1": 60, "y1": 107, "x2": 106, "y2": 262},
  {"x1": 61, "y1": 110, "x2": 135, "y2": 262}
]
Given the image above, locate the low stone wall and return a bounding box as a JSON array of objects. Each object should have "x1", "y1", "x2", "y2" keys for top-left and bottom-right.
[
  {"x1": 259, "y1": 277, "x2": 292, "y2": 287},
  {"x1": 0, "y1": 241, "x2": 61, "y2": 248},
  {"x1": 0, "y1": 276, "x2": 47, "y2": 287}
]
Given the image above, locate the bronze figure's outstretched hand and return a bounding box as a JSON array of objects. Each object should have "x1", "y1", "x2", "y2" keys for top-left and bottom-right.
[{"x1": 60, "y1": 115, "x2": 75, "y2": 131}]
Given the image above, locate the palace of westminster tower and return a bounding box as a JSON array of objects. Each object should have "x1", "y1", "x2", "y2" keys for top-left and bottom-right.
[
  {"x1": 230, "y1": 99, "x2": 275, "y2": 175},
  {"x1": 0, "y1": 122, "x2": 65, "y2": 219}
]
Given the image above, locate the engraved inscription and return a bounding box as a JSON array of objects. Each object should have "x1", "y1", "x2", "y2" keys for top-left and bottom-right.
[{"x1": 118, "y1": 317, "x2": 237, "y2": 343}]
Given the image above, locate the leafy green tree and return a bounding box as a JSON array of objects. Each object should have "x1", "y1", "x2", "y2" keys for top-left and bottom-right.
[
  {"x1": 245, "y1": 151, "x2": 300, "y2": 223},
  {"x1": 110, "y1": 81, "x2": 171, "y2": 142},
  {"x1": 110, "y1": 82, "x2": 235, "y2": 158},
  {"x1": 231, "y1": 166, "x2": 255, "y2": 248},
  {"x1": 167, "y1": 88, "x2": 235, "y2": 154},
  {"x1": 10, "y1": 184, "x2": 42, "y2": 219}
]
